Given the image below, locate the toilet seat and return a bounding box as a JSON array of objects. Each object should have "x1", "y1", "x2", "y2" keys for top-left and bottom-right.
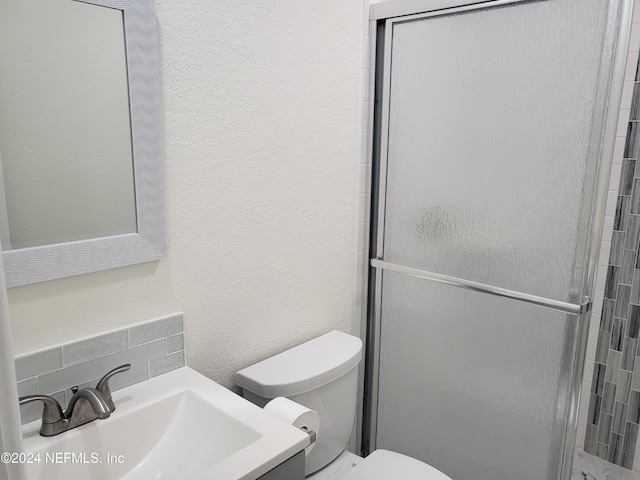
[{"x1": 338, "y1": 450, "x2": 452, "y2": 480}]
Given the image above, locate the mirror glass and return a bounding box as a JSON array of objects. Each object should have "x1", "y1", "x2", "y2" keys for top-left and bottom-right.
[
  {"x1": 0, "y1": 0, "x2": 165, "y2": 288},
  {"x1": 0, "y1": 0, "x2": 137, "y2": 250}
]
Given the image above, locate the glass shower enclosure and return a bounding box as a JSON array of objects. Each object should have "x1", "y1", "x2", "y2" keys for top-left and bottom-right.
[{"x1": 364, "y1": 1, "x2": 633, "y2": 479}]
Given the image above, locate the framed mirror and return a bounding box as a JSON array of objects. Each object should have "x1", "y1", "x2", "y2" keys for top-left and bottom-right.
[{"x1": 0, "y1": 0, "x2": 165, "y2": 287}]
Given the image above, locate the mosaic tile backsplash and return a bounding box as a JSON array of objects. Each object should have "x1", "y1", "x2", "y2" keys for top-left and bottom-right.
[
  {"x1": 15, "y1": 314, "x2": 185, "y2": 424},
  {"x1": 585, "y1": 64, "x2": 640, "y2": 468}
]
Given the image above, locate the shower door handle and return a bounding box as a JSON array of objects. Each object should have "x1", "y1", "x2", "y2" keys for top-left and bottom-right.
[{"x1": 370, "y1": 258, "x2": 591, "y2": 315}]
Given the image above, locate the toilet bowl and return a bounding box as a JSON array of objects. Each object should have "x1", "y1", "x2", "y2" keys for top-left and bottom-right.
[{"x1": 236, "y1": 330, "x2": 451, "y2": 480}]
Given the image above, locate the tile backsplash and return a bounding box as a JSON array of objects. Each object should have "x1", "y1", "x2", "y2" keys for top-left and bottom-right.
[{"x1": 16, "y1": 314, "x2": 185, "y2": 424}]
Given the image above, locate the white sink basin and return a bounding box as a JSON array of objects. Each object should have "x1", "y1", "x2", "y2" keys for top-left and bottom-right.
[{"x1": 22, "y1": 367, "x2": 309, "y2": 480}]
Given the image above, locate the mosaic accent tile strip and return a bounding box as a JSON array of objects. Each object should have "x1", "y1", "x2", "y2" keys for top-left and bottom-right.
[
  {"x1": 15, "y1": 314, "x2": 185, "y2": 424},
  {"x1": 585, "y1": 64, "x2": 640, "y2": 468}
]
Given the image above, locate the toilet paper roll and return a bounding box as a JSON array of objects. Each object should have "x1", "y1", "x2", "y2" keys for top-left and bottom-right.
[{"x1": 263, "y1": 397, "x2": 320, "y2": 456}]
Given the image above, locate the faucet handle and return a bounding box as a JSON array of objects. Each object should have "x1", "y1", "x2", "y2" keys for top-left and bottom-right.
[
  {"x1": 95, "y1": 364, "x2": 131, "y2": 412},
  {"x1": 19, "y1": 395, "x2": 64, "y2": 423},
  {"x1": 19, "y1": 395, "x2": 68, "y2": 436}
]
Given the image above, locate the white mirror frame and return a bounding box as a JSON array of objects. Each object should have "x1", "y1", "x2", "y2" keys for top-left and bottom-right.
[{"x1": 3, "y1": 0, "x2": 166, "y2": 288}]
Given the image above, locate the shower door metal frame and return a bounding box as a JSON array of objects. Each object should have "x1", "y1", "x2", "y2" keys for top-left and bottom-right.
[{"x1": 362, "y1": 2, "x2": 633, "y2": 480}]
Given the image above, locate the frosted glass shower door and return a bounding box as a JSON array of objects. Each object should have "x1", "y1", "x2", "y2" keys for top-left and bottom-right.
[
  {"x1": 377, "y1": 272, "x2": 578, "y2": 480},
  {"x1": 369, "y1": 1, "x2": 630, "y2": 480}
]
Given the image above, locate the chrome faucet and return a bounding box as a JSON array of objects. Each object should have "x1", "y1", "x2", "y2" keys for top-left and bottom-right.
[{"x1": 19, "y1": 364, "x2": 131, "y2": 437}]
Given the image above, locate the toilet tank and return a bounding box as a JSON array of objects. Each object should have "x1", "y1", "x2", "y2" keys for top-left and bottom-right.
[{"x1": 236, "y1": 330, "x2": 363, "y2": 476}]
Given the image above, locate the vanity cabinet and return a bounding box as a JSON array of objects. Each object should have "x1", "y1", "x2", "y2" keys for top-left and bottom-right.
[{"x1": 258, "y1": 450, "x2": 305, "y2": 480}]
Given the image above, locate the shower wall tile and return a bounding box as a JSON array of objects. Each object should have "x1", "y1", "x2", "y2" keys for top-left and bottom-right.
[
  {"x1": 625, "y1": 216, "x2": 640, "y2": 250},
  {"x1": 629, "y1": 308, "x2": 640, "y2": 338},
  {"x1": 598, "y1": 333, "x2": 613, "y2": 363},
  {"x1": 622, "y1": 161, "x2": 637, "y2": 195},
  {"x1": 604, "y1": 299, "x2": 617, "y2": 332},
  {"x1": 616, "y1": 197, "x2": 631, "y2": 231},
  {"x1": 630, "y1": 390, "x2": 640, "y2": 424},
  {"x1": 613, "y1": 232, "x2": 626, "y2": 266},
  {"x1": 619, "y1": 371, "x2": 633, "y2": 404},
  {"x1": 622, "y1": 253, "x2": 637, "y2": 285},
  {"x1": 623, "y1": 340, "x2": 638, "y2": 371},
  {"x1": 617, "y1": 290, "x2": 633, "y2": 318},
  {"x1": 15, "y1": 314, "x2": 185, "y2": 425},
  {"x1": 607, "y1": 350, "x2": 623, "y2": 385},
  {"x1": 604, "y1": 382, "x2": 619, "y2": 416},
  {"x1": 613, "y1": 319, "x2": 627, "y2": 351},
  {"x1": 625, "y1": 122, "x2": 640, "y2": 159},
  {"x1": 611, "y1": 433, "x2": 625, "y2": 464},
  {"x1": 594, "y1": 363, "x2": 607, "y2": 395},
  {"x1": 606, "y1": 267, "x2": 622, "y2": 300},
  {"x1": 585, "y1": 34, "x2": 640, "y2": 468},
  {"x1": 613, "y1": 403, "x2": 629, "y2": 436},
  {"x1": 631, "y1": 272, "x2": 640, "y2": 304},
  {"x1": 600, "y1": 413, "x2": 613, "y2": 444},
  {"x1": 626, "y1": 422, "x2": 640, "y2": 454}
]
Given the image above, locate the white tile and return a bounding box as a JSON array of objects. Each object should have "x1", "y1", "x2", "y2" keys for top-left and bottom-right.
[
  {"x1": 596, "y1": 265, "x2": 609, "y2": 290},
  {"x1": 362, "y1": 36, "x2": 372, "y2": 71},
  {"x1": 363, "y1": 197, "x2": 371, "y2": 226},
  {"x1": 357, "y1": 222, "x2": 365, "y2": 252},
  {"x1": 362, "y1": 0, "x2": 371, "y2": 29},
  {"x1": 593, "y1": 289, "x2": 605, "y2": 314},
  {"x1": 610, "y1": 163, "x2": 623, "y2": 191},
  {"x1": 629, "y1": 25, "x2": 640, "y2": 55},
  {"x1": 578, "y1": 402, "x2": 589, "y2": 427},
  {"x1": 582, "y1": 380, "x2": 592, "y2": 398},
  {"x1": 582, "y1": 381, "x2": 592, "y2": 405},
  {"x1": 600, "y1": 226, "x2": 614, "y2": 246},
  {"x1": 583, "y1": 359, "x2": 595, "y2": 382},
  {"x1": 606, "y1": 190, "x2": 619, "y2": 216},
  {"x1": 600, "y1": 241, "x2": 612, "y2": 266},
  {"x1": 353, "y1": 306, "x2": 362, "y2": 335},
  {"x1": 589, "y1": 313, "x2": 601, "y2": 338},
  {"x1": 576, "y1": 424, "x2": 585, "y2": 449},
  {"x1": 361, "y1": 67, "x2": 371, "y2": 102},
  {"x1": 356, "y1": 279, "x2": 364, "y2": 308},
  {"x1": 623, "y1": 81, "x2": 636, "y2": 110},
  {"x1": 359, "y1": 101, "x2": 370, "y2": 135},
  {"x1": 362, "y1": 222, "x2": 370, "y2": 252},
  {"x1": 613, "y1": 135, "x2": 627, "y2": 165},
  {"x1": 626, "y1": 51, "x2": 640, "y2": 80},
  {"x1": 358, "y1": 163, "x2": 367, "y2": 196},
  {"x1": 603, "y1": 215, "x2": 615, "y2": 240},
  {"x1": 618, "y1": 109, "x2": 631, "y2": 136},
  {"x1": 586, "y1": 335, "x2": 598, "y2": 361}
]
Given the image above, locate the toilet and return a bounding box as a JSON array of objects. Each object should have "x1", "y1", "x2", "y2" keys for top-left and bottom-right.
[{"x1": 235, "y1": 330, "x2": 451, "y2": 479}]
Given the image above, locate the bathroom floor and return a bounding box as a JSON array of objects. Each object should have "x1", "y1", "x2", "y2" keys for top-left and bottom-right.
[
  {"x1": 308, "y1": 448, "x2": 639, "y2": 479},
  {"x1": 573, "y1": 450, "x2": 640, "y2": 480},
  {"x1": 312, "y1": 449, "x2": 626, "y2": 480},
  {"x1": 307, "y1": 451, "x2": 363, "y2": 480}
]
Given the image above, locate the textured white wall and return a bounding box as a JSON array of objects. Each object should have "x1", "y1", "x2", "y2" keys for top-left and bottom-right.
[{"x1": 7, "y1": 0, "x2": 363, "y2": 390}]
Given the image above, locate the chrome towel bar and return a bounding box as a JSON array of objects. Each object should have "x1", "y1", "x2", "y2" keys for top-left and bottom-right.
[{"x1": 370, "y1": 258, "x2": 591, "y2": 315}]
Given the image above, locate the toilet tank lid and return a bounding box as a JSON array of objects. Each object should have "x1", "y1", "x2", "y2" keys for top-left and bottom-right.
[{"x1": 235, "y1": 330, "x2": 363, "y2": 398}]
